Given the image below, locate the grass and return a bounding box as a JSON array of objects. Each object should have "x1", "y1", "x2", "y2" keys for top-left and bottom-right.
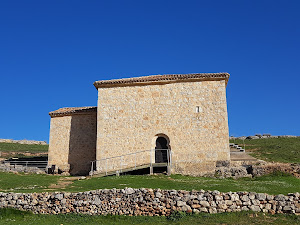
[
  {"x1": 0, "y1": 142, "x2": 48, "y2": 159},
  {"x1": 0, "y1": 208, "x2": 299, "y2": 225},
  {"x1": 0, "y1": 142, "x2": 48, "y2": 152},
  {"x1": 0, "y1": 172, "x2": 299, "y2": 195},
  {"x1": 65, "y1": 172, "x2": 300, "y2": 195},
  {"x1": 230, "y1": 137, "x2": 300, "y2": 163},
  {"x1": 1, "y1": 138, "x2": 299, "y2": 224},
  {"x1": 0, "y1": 172, "x2": 59, "y2": 192}
]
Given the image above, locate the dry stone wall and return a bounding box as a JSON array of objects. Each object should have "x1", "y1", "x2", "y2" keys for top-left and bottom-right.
[
  {"x1": 0, "y1": 189, "x2": 299, "y2": 215},
  {"x1": 0, "y1": 162, "x2": 45, "y2": 174},
  {"x1": 215, "y1": 163, "x2": 300, "y2": 179}
]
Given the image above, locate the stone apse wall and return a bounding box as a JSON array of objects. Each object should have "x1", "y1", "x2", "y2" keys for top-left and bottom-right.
[
  {"x1": 48, "y1": 108, "x2": 97, "y2": 175},
  {"x1": 95, "y1": 73, "x2": 230, "y2": 176}
]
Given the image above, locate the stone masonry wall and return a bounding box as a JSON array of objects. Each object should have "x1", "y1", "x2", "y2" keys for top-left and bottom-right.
[
  {"x1": 68, "y1": 114, "x2": 97, "y2": 175},
  {"x1": 48, "y1": 116, "x2": 72, "y2": 172},
  {"x1": 97, "y1": 80, "x2": 230, "y2": 176},
  {"x1": 48, "y1": 113, "x2": 97, "y2": 175},
  {"x1": 0, "y1": 189, "x2": 299, "y2": 215}
]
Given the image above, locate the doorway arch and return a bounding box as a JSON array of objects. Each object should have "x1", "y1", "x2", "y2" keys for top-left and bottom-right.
[{"x1": 154, "y1": 134, "x2": 170, "y2": 163}]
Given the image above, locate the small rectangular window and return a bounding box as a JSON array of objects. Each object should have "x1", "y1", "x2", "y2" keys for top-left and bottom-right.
[{"x1": 196, "y1": 106, "x2": 200, "y2": 113}]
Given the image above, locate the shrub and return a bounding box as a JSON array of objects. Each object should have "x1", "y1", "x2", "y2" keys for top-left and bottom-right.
[{"x1": 167, "y1": 211, "x2": 187, "y2": 221}]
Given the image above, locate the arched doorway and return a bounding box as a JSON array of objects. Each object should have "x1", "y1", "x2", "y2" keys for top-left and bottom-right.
[{"x1": 155, "y1": 136, "x2": 169, "y2": 163}]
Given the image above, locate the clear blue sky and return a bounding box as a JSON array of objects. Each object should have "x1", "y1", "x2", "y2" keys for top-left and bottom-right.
[{"x1": 0, "y1": 0, "x2": 299, "y2": 142}]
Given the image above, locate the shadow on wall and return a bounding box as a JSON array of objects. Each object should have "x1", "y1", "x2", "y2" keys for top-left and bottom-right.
[{"x1": 68, "y1": 114, "x2": 97, "y2": 175}]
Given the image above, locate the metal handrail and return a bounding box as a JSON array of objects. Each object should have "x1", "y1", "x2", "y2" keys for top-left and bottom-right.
[
  {"x1": 93, "y1": 149, "x2": 151, "y2": 161},
  {"x1": 2, "y1": 160, "x2": 48, "y2": 170},
  {"x1": 5, "y1": 161, "x2": 48, "y2": 164},
  {"x1": 90, "y1": 149, "x2": 171, "y2": 176}
]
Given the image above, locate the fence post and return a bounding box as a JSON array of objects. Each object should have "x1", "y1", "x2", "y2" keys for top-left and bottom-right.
[
  {"x1": 120, "y1": 156, "x2": 122, "y2": 173},
  {"x1": 90, "y1": 161, "x2": 94, "y2": 176},
  {"x1": 106, "y1": 159, "x2": 108, "y2": 176},
  {"x1": 167, "y1": 150, "x2": 171, "y2": 176},
  {"x1": 150, "y1": 149, "x2": 153, "y2": 175},
  {"x1": 169, "y1": 150, "x2": 172, "y2": 175}
]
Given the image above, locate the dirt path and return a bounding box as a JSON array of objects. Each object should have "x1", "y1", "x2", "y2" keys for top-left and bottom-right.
[
  {"x1": 45, "y1": 176, "x2": 84, "y2": 190},
  {"x1": 230, "y1": 147, "x2": 259, "y2": 161}
]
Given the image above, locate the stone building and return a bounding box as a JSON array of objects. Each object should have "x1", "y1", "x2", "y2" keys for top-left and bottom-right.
[
  {"x1": 48, "y1": 73, "x2": 230, "y2": 176},
  {"x1": 48, "y1": 107, "x2": 97, "y2": 175}
]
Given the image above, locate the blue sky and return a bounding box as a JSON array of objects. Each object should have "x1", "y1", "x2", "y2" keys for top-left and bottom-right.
[{"x1": 0, "y1": 0, "x2": 299, "y2": 141}]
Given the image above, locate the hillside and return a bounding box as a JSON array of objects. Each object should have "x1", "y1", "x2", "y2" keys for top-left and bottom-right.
[
  {"x1": 1, "y1": 137, "x2": 299, "y2": 163},
  {"x1": 0, "y1": 142, "x2": 48, "y2": 159},
  {"x1": 230, "y1": 137, "x2": 300, "y2": 163}
]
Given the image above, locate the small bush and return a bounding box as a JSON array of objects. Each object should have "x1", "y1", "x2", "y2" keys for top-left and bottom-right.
[{"x1": 167, "y1": 211, "x2": 187, "y2": 221}]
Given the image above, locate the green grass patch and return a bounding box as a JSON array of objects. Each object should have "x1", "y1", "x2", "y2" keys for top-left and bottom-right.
[
  {"x1": 0, "y1": 172, "x2": 299, "y2": 195},
  {"x1": 230, "y1": 137, "x2": 300, "y2": 163},
  {"x1": 0, "y1": 208, "x2": 299, "y2": 225},
  {"x1": 64, "y1": 173, "x2": 300, "y2": 195},
  {"x1": 0, "y1": 142, "x2": 48, "y2": 159},
  {"x1": 0, "y1": 172, "x2": 59, "y2": 192},
  {"x1": 0, "y1": 142, "x2": 48, "y2": 153}
]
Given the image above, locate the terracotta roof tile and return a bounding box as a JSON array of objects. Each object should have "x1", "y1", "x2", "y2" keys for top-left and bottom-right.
[
  {"x1": 94, "y1": 73, "x2": 229, "y2": 88},
  {"x1": 49, "y1": 106, "x2": 97, "y2": 117}
]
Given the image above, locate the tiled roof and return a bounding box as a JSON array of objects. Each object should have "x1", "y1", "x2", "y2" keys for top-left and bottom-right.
[
  {"x1": 94, "y1": 73, "x2": 230, "y2": 88},
  {"x1": 49, "y1": 106, "x2": 97, "y2": 117}
]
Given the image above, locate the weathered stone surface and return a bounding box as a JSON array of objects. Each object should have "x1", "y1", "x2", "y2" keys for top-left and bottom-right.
[
  {"x1": 96, "y1": 77, "x2": 230, "y2": 176},
  {"x1": 177, "y1": 201, "x2": 186, "y2": 207},
  {"x1": 125, "y1": 188, "x2": 135, "y2": 195},
  {"x1": 0, "y1": 162, "x2": 46, "y2": 174},
  {"x1": 191, "y1": 204, "x2": 201, "y2": 209},
  {"x1": 275, "y1": 194, "x2": 286, "y2": 201},
  {"x1": 48, "y1": 74, "x2": 231, "y2": 177},
  {"x1": 250, "y1": 205, "x2": 261, "y2": 212},
  {"x1": 181, "y1": 205, "x2": 192, "y2": 212},
  {"x1": 215, "y1": 166, "x2": 249, "y2": 178},
  {"x1": 48, "y1": 110, "x2": 97, "y2": 175},
  {"x1": 231, "y1": 193, "x2": 239, "y2": 201},
  {"x1": 256, "y1": 193, "x2": 266, "y2": 201},
  {"x1": 200, "y1": 201, "x2": 210, "y2": 207},
  {"x1": 0, "y1": 189, "x2": 298, "y2": 216},
  {"x1": 225, "y1": 200, "x2": 233, "y2": 206},
  {"x1": 155, "y1": 192, "x2": 162, "y2": 198},
  {"x1": 251, "y1": 163, "x2": 300, "y2": 178},
  {"x1": 241, "y1": 195, "x2": 249, "y2": 202}
]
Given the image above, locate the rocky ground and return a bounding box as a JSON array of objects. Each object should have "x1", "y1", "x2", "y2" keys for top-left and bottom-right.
[{"x1": 0, "y1": 139, "x2": 47, "y2": 145}]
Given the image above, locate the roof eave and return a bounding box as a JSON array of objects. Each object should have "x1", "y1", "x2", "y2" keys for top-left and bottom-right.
[{"x1": 94, "y1": 73, "x2": 230, "y2": 89}]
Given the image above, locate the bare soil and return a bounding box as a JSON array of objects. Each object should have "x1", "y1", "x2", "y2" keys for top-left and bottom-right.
[{"x1": 46, "y1": 176, "x2": 85, "y2": 190}]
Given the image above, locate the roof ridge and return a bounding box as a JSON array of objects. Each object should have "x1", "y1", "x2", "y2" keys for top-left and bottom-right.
[
  {"x1": 94, "y1": 72, "x2": 230, "y2": 88},
  {"x1": 49, "y1": 106, "x2": 97, "y2": 117}
]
